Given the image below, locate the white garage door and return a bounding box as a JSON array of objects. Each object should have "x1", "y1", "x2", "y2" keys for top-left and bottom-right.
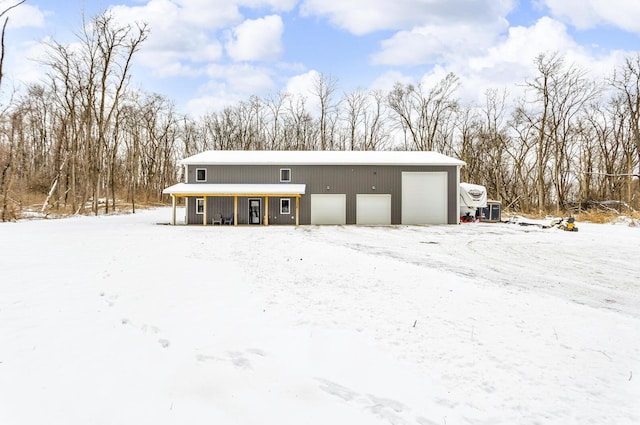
[
  {"x1": 356, "y1": 194, "x2": 391, "y2": 225},
  {"x1": 311, "y1": 194, "x2": 346, "y2": 225},
  {"x1": 402, "y1": 172, "x2": 448, "y2": 224}
]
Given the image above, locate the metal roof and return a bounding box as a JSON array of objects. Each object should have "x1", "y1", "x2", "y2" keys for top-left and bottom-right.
[{"x1": 179, "y1": 150, "x2": 465, "y2": 166}]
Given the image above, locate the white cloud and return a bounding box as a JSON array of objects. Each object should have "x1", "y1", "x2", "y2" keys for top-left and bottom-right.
[
  {"x1": 237, "y1": 0, "x2": 298, "y2": 11},
  {"x1": 111, "y1": 0, "x2": 243, "y2": 30},
  {"x1": 144, "y1": 60, "x2": 205, "y2": 79},
  {"x1": 187, "y1": 63, "x2": 288, "y2": 116},
  {"x1": 3, "y1": 39, "x2": 49, "y2": 88},
  {"x1": 300, "y1": 0, "x2": 515, "y2": 35},
  {"x1": 283, "y1": 70, "x2": 322, "y2": 114},
  {"x1": 107, "y1": 0, "x2": 241, "y2": 77},
  {"x1": 371, "y1": 20, "x2": 506, "y2": 66},
  {"x1": 226, "y1": 15, "x2": 284, "y2": 62},
  {"x1": 1, "y1": 1, "x2": 45, "y2": 29},
  {"x1": 101, "y1": 1, "x2": 298, "y2": 114},
  {"x1": 457, "y1": 18, "x2": 579, "y2": 103},
  {"x1": 447, "y1": 17, "x2": 629, "y2": 105},
  {"x1": 469, "y1": 17, "x2": 579, "y2": 73},
  {"x1": 284, "y1": 69, "x2": 318, "y2": 97},
  {"x1": 107, "y1": 1, "x2": 295, "y2": 78},
  {"x1": 172, "y1": 0, "x2": 244, "y2": 28},
  {"x1": 369, "y1": 71, "x2": 414, "y2": 93},
  {"x1": 543, "y1": 0, "x2": 640, "y2": 33},
  {"x1": 184, "y1": 63, "x2": 276, "y2": 115},
  {"x1": 371, "y1": 16, "x2": 632, "y2": 110},
  {"x1": 7, "y1": 0, "x2": 633, "y2": 118},
  {"x1": 186, "y1": 92, "x2": 244, "y2": 117},
  {"x1": 203, "y1": 63, "x2": 275, "y2": 95}
]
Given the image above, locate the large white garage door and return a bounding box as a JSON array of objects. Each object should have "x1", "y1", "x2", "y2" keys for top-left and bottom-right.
[
  {"x1": 311, "y1": 194, "x2": 346, "y2": 225},
  {"x1": 402, "y1": 172, "x2": 448, "y2": 225},
  {"x1": 356, "y1": 194, "x2": 391, "y2": 225}
]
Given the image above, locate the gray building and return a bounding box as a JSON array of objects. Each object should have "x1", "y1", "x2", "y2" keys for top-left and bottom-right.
[{"x1": 162, "y1": 150, "x2": 465, "y2": 226}]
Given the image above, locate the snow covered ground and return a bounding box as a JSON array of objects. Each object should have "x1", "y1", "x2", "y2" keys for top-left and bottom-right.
[{"x1": 1, "y1": 208, "x2": 639, "y2": 425}]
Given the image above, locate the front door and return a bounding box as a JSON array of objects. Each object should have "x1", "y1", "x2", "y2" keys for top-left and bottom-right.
[{"x1": 248, "y1": 198, "x2": 261, "y2": 224}]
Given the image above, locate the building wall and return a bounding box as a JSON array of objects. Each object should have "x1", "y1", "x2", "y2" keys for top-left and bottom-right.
[{"x1": 185, "y1": 164, "x2": 459, "y2": 225}]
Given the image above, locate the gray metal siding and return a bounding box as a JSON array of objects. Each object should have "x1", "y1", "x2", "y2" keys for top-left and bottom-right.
[
  {"x1": 268, "y1": 197, "x2": 297, "y2": 225},
  {"x1": 186, "y1": 196, "x2": 241, "y2": 225},
  {"x1": 185, "y1": 163, "x2": 459, "y2": 224}
]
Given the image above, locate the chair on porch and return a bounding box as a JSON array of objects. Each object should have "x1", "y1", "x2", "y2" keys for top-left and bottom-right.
[
  {"x1": 223, "y1": 215, "x2": 234, "y2": 225},
  {"x1": 212, "y1": 213, "x2": 223, "y2": 225}
]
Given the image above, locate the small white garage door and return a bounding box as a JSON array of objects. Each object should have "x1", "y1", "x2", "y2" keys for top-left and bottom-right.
[
  {"x1": 311, "y1": 194, "x2": 346, "y2": 225},
  {"x1": 356, "y1": 194, "x2": 391, "y2": 225},
  {"x1": 402, "y1": 172, "x2": 448, "y2": 225}
]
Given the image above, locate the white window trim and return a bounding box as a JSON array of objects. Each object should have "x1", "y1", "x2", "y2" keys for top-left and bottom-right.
[
  {"x1": 280, "y1": 168, "x2": 291, "y2": 182},
  {"x1": 280, "y1": 198, "x2": 291, "y2": 215},
  {"x1": 195, "y1": 168, "x2": 207, "y2": 182},
  {"x1": 196, "y1": 198, "x2": 204, "y2": 214}
]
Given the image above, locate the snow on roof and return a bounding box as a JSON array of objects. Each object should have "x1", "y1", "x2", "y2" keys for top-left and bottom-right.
[
  {"x1": 162, "y1": 183, "x2": 306, "y2": 196},
  {"x1": 180, "y1": 150, "x2": 465, "y2": 166}
]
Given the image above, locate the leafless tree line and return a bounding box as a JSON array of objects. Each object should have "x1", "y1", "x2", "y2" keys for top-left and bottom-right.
[{"x1": 1, "y1": 8, "x2": 639, "y2": 221}]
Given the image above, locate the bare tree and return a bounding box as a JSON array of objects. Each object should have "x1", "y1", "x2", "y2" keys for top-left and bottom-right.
[
  {"x1": 611, "y1": 53, "x2": 640, "y2": 209},
  {"x1": 525, "y1": 53, "x2": 560, "y2": 211},
  {"x1": 283, "y1": 95, "x2": 317, "y2": 150},
  {"x1": 343, "y1": 88, "x2": 366, "y2": 150},
  {"x1": 342, "y1": 89, "x2": 390, "y2": 151},
  {"x1": 312, "y1": 72, "x2": 339, "y2": 150},
  {"x1": 508, "y1": 100, "x2": 539, "y2": 212},
  {"x1": 454, "y1": 105, "x2": 481, "y2": 183},
  {"x1": 264, "y1": 91, "x2": 288, "y2": 149},
  {"x1": 0, "y1": 110, "x2": 21, "y2": 221},
  {"x1": 387, "y1": 73, "x2": 460, "y2": 151},
  {"x1": 0, "y1": 0, "x2": 26, "y2": 89},
  {"x1": 363, "y1": 90, "x2": 390, "y2": 151},
  {"x1": 89, "y1": 13, "x2": 148, "y2": 214},
  {"x1": 522, "y1": 53, "x2": 598, "y2": 212},
  {"x1": 481, "y1": 89, "x2": 510, "y2": 200},
  {"x1": 0, "y1": 1, "x2": 27, "y2": 221}
]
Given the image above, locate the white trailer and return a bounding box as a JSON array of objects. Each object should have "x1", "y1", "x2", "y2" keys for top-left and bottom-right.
[{"x1": 459, "y1": 182, "x2": 487, "y2": 222}]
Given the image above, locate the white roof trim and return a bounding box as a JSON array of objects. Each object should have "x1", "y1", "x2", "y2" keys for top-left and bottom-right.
[
  {"x1": 179, "y1": 150, "x2": 465, "y2": 166},
  {"x1": 162, "y1": 183, "x2": 306, "y2": 195}
]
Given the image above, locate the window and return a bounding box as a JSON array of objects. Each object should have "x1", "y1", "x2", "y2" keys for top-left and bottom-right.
[
  {"x1": 280, "y1": 198, "x2": 291, "y2": 215},
  {"x1": 196, "y1": 168, "x2": 207, "y2": 182},
  {"x1": 196, "y1": 198, "x2": 204, "y2": 214},
  {"x1": 280, "y1": 168, "x2": 291, "y2": 182}
]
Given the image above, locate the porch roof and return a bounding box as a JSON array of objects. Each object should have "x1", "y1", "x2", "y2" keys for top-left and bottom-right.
[{"x1": 162, "y1": 183, "x2": 306, "y2": 197}]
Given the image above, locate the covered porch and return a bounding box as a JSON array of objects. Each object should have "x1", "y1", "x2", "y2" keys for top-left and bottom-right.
[{"x1": 162, "y1": 183, "x2": 306, "y2": 226}]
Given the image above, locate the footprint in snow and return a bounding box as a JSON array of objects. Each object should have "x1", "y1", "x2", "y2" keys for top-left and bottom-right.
[
  {"x1": 316, "y1": 378, "x2": 358, "y2": 402},
  {"x1": 99, "y1": 292, "x2": 118, "y2": 307},
  {"x1": 228, "y1": 351, "x2": 255, "y2": 369},
  {"x1": 121, "y1": 318, "x2": 171, "y2": 349},
  {"x1": 196, "y1": 349, "x2": 266, "y2": 368}
]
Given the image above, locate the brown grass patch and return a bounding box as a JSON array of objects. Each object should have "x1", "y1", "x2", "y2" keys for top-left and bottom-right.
[{"x1": 575, "y1": 209, "x2": 640, "y2": 224}]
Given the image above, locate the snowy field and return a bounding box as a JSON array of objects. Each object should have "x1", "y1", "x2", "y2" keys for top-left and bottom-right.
[{"x1": 1, "y1": 207, "x2": 639, "y2": 425}]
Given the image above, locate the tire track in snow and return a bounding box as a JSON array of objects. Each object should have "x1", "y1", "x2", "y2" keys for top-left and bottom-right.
[{"x1": 302, "y1": 224, "x2": 640, "y2": 318}]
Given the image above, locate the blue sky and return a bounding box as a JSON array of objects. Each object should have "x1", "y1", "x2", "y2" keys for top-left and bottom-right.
[{"x1": 2, "y1": 0, "x2": 640, "y2": 116}]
